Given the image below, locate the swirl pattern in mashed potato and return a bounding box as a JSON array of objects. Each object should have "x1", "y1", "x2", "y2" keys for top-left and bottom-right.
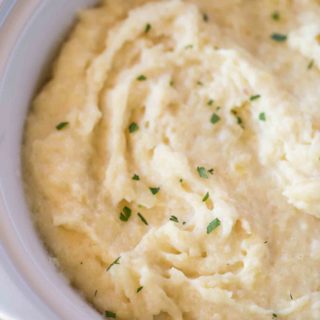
[{"x1": 23, "y1": 0, "x2": 320, "y2": 319}]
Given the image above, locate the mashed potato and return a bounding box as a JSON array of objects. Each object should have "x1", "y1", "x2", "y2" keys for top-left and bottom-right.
[{"x1": 23, "y1": 0, "x2": 320, "y2": 319}]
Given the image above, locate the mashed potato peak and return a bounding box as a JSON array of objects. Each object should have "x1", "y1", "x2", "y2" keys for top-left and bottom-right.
[{"x1": 23, "y1": 0, "x2": 320, "y2": 319}]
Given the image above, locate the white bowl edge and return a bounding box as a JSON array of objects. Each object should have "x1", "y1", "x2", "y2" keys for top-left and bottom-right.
[{"x1": 0, "y1": 1, "x2": 102, "y2": 319}]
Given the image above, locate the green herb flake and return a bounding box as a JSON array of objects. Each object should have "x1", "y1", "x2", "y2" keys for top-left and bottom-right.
[
  {"x1": 308, "y1": 59, "x2": 314, "y2": 70},
  {"x1": 290, "y1": 292, "x2": 293, "y2": 300},
  {"x1": 231, "y1": 109, "x2": 244, "y2": 128},
  {"x1": 179, "y1": 178, "x2": 183, "y2": 183},
  {"x1": 197, "y1": 166, "x2": 209, "y2": 179},
  {"x1": 105, "y1": 310, "x2": 116, "y2": 318},
  {"x1": 132, "y1": 174, "x2": 140, "y2": 181},
  {"x1": 137, "y1": 75, "x2": 147, "y2": 81},
  {"x1": 208, "y1": 168, "x2": 214, "y2": 175},
  {"x1": 170, "y1": 80, "x2": 174, "y2": 87},
  {"x1": 128, "y1": 122, "x2": 139, "y2": 133},
  {"x1": 271, "y1": 33, "x2": 287, "y2": 42},
  {"x1": 202, "y1": 192, "x2": 210, "y2": 202},
  {"x1": 149, "y1": 187, "x2": 160, "y2": 195},
  {"x1": 170, "y1": 215, "x2": 179, "y2": 223},
  {"x1": 197, "y1": 81, "x2": 204, "y2": 86},
  {"x1": 56, "y1": 121, "x2": 69, "y2": 130},
  {"x1": 207, "y1": 99, "x2": 214, "y2": 106},
  {"x1": 137, "y1": 212, "x2": 148, "y2": 226},
  {"x1": 145, "y1": 23, "x2": 151, "y2": 33},
  {"x1": 120, "y1": 206, "x2": 132, "y2": 222},
  {"x1": 259, "y1": 112, "x2": 266, "y2": 121},
  {"x1": 203, "y1": 12, "x2": 209, "y2": 22},
  {"x1": 210, "y1": 113, "x2": 221, "y2": 125},
  {"x1": 207, "y1": 218, "x2": 221, "y2": 234},
  {"x1": 272, "y1": 313, "x2": 278, "y2": 319},
  {"x1": 237, "y1": 116, "x2": 243, "y2": 125},
  {"x1": 271, "y1": 11, "x2": 280, "y2": 21},
  {"x1": 106, "y1": 256, "x2": 120, "y2": 271},
  {"x1": 250, "y1": 94, "x2": 261, "y2": 101},
  {"x1": 136, "y1": 286, "x2": 144, "y2": 293}
]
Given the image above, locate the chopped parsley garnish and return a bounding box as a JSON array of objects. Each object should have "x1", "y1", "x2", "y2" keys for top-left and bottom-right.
[
  {"x1": 149, "y1": 187, "x2": 160, "y2": 195},
  {"x1": 308, "y1": 60, "x2": 314, "y2": 70},
  {"x1": 250, "y1": 94, "x2": 261, "y2": 101},
  {"x1": 179, "y1": 178, "x2": 183, "y2": 183},
  {"x1": 136, "y1": 286, "x2": 144, "y2": 293},
  {"x1": 170, "y1": 80, "x2": 174, "y2": 87},
  {"x1": 105, "y1": 310, "x2": 116, "y2": 318},
  {"x1": 272, "y1": 313, "x2": 278, "y2": 319},
  {"x1": 203, "y1": 12, "x2": 209, "y2": 22},
  {"x1": 208, "y1": 168, "x2": 214, "y2": 175},
  {"x1": 290, "y1": 292, "x2": 293, "y2": 300},
  {"x1": 207, "y1": 218, "x2": 221, "y2": 234},
  {"x1": 185, "y1": 44, "x2": 193, "y2": 49},
  {"x1": 259, "y1": 112, "x2": 266, "y2": 121},
  {"x1": 271, "y1": 11, "x2": 280, "y2": 21},
  {"x1": 236, "y1": 116, "x2": 243, "y2": 125},
  {"x1": 202, "y1": 192, "x2": 210, "y2": 202},
  {"x1": 197, "y1": 81, "x2": 204, "y2": 86},
  {"x1": 106, "y1": 256, "x2": 120, "y2": 271},
  {"x1": 210, "y1": 113, "x2": 221, "y2": 125},
  {"x1": 197, "y1": 166, "x2": 209, "y2": 179},
  {"x1": 56, "y1": 121, "x2": 69, "y2": 130},
  {"x1": 145, "y1": 23, "x2": 151, "y2": 33},
  {"x1": 264, "y1": 240, "x2": 268, "y2": 244},
  {"x1": 120, "y1": 206, "x2": 132, "y2": 222},
  {"x1": 170, "y1": 215, "x2": 179, "y2": 223},
  {"x1": 128, "y1": 122, "x2": 139, "y2": 133},
  {"x1": 207, "y1": 99, "x2": 214, "y2": 106},
  {"x1": 271, "y1": 33, "x2": 287, "y2": 42},
  {"x1": 132, "y1": 174, "x2": 140, "y2": 181},
  {"x1": 231, "y1": 109, "x2": 244, "y2": 127},
  {"x1": 137, "y1": 212, "x2": 148, "y2": 225},
  {"x1": 137, "y1": 75, "x2": 147, "y2": 81}
]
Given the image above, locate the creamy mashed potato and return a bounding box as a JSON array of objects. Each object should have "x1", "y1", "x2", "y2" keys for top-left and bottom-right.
[{"x1": 23, "y1": 0, "x2": 320, "y2": 319}]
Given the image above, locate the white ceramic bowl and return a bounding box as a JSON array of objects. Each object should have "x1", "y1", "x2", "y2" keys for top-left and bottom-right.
[{"x1": 0, "y1": 1, "x2": 103, "y2": 319}]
